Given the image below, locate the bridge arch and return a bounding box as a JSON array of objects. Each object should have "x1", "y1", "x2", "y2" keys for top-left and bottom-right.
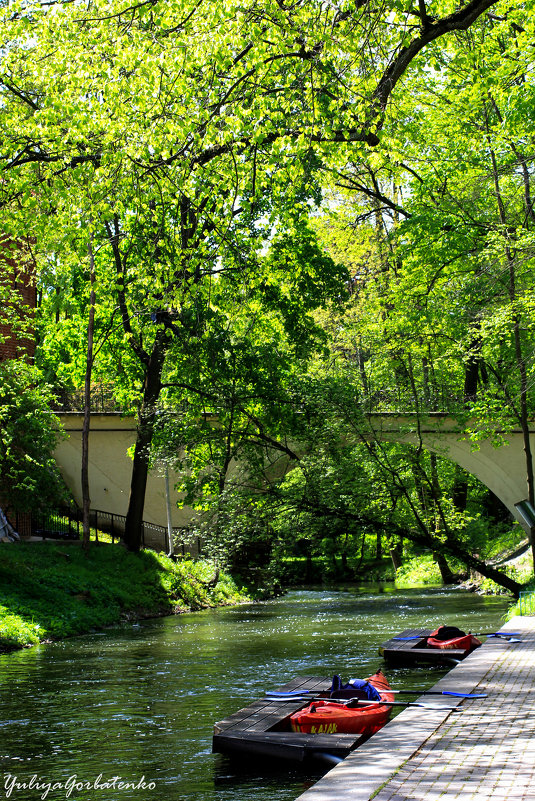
[
  {"x1": 54, "y1": 412, "x2": 535, "y2": 536},
  {"x1": 54, "y1": 413, "x2": 190, "y2": 531},
  {"x1": 364, "y1": 414, "x2": 535, "y2": 534}
]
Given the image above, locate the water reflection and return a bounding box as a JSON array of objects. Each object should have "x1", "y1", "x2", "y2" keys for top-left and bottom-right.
[{"x1": 0, "y1": 586, "x2": 509, "y2": 801}]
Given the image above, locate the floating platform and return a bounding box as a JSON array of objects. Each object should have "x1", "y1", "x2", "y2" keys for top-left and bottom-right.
[
  {"x1": 213, "y1": 676, "x2": 366, "y2": 765},
  {"x1": 379, "y1": 628, "x2": 469, "y2": 665}
]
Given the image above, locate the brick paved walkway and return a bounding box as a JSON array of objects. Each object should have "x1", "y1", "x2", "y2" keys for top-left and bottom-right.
[{"x1": 296, "y1": 617, "x2": 535, "y2": 801}]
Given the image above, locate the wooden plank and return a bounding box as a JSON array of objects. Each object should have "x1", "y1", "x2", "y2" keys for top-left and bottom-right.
[
  {"x1": 214, "y1": 676, "x2": 332, "y2": 735},
  {"x1": 379, "y1": 629, "x2": 431, "y2": 652},
  {"x1": 228, "y1": 700, "x2": 304, "y2": 734}
]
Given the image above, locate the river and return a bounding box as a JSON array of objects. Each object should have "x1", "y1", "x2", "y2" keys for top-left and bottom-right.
[{"x1": 0, "y1": 585, "x2": 510, "y2": 801}]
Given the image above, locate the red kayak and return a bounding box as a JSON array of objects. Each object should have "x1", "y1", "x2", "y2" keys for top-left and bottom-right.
[
  {"x1": 290, "y1": 670, "x2": 394, "y2": 737},
  {"x1": 427, "y1": 625, "x2": 481, "y2": 653}
]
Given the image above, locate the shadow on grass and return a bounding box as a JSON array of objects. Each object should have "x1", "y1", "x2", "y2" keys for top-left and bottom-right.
[{"x1": 0, "y1": 541, "x2": 244, "y2": 651}]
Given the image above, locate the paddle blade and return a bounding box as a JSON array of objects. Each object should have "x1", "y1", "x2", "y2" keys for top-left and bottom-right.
[
  {"x1": 265, "y1": 696, "x2": 309, "y2": 703},
  {"x1": 391, "y1": 690, "x2": 487, "y2": 698}
]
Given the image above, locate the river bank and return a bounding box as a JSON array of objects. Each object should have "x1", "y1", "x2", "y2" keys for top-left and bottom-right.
[
  {"x1": 1, "y1": 542, "x2": 524, "y2": 656},
  {"x1": 0, "y1": 540, "x2": 249, "y2": 653},
  {"x1": 0, "y1": 587, "x2": 512, "y2": 801}
]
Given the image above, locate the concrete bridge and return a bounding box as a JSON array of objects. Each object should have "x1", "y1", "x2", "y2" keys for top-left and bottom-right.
[
  {"x1": 54, "y1": 412, "x2": 535, "y2": 536},
  {"x1": 55, "y1": 413, "x2": 192, "y2": 532}
]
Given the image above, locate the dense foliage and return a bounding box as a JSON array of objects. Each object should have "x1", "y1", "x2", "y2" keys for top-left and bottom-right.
[
  {"x1": 0, "y1": 361, "x2": 66, "y2": 514},
  {"x1": 0, "y1": 0, "x2": 533, "y2": 596}
]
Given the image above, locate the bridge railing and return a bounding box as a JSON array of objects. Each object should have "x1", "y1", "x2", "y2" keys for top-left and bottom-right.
[
  {"x1": 51, "y1": 383, "x2": 468, "y2": 416},
  {"x1": 10, "y1": 507, "x2": 200, "y2": 557},
  {"x1": 358, "y1": 389, "x2": 466, "y2": 414},
  {"x1": 51, "y1": 385, "x2": 123, "y2": 413}
]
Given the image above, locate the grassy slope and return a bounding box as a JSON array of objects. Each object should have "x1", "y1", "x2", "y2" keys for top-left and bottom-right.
[{"x1": 0, "y1": 542, "x2": 248, "y2": 652}]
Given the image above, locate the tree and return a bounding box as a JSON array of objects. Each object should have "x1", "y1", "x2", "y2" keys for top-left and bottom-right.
[
  {"x1": 151, "y1": 221, "x2": 347, "y2": 522},
  {"x1": 304, "y1": 6, "x2": 535, "y2": 572},
  {"x1": 0, "y1": 360, "x2": 67, "y2": 515},
  {"x1": 0, "y1": 0, "x2": 502, "y2": 549}
]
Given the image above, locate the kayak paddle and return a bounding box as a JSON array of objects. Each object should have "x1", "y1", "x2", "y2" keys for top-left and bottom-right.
[
  {"x1": 267, "y1": 687, "x2": 388, "y2": 698},
  {"x1": 266, "y1": 689, "x2": 486, "y2": 700},
  {"x1": 349, "y1": 698, "x2": 459, "y2": 710},
  {"x1": 389, "y1": 690, "x2": 487, "y2": 698},
  {"x1": 267, "y1": 696, "x2": 460, "y2": 711},
  {"x1": 393, "y1": 631, "x2": 521, "y2": 641},
  {"x1": 347, "y1": 679, "x2": 486, "y2": 698},
  {"x1": 264, "y1": 695, "x2": 459, "y2": 710}
]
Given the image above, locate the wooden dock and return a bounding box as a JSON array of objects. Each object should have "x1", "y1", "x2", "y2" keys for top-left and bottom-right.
[
  {"x1": 213, "y1": 676, "x2": 365, "y2": 764},
  {"x1": 379, "y1": 628, "x2": 469, "y2": 664}
]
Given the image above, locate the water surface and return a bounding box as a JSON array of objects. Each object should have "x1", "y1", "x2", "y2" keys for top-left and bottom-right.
[{"x1": 0, "y1": 585, "x2": 510, "y2": 801}]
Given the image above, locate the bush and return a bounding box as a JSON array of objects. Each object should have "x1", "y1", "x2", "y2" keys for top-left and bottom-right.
[
  {"x1": 395, "y1": 555, "x2": 443, "y2": 587},
  {"x1": 0, "y1": 360, "x2": 68, "y2": 514}
]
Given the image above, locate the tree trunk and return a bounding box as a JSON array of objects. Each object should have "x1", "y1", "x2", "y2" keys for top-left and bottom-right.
[
  {"x1": 433, "y1": 551, "x2": 455, "y2": 584},
  {"x1": 401, "y1": 511, "x2": 521, "y2": 595},
  {"x1": 81, "y1": 231, "x2": 96, "y2": 552},
  {"x1": 123, "y1": 330, "x2": 169, "y2": 551},
  {"x1": 453, "y1": 335, "x2": 484, "y2": 511},
  {"x1": 375, "y1": 529, "x2": 382, "y2": 560},
  {"x1": 389, "y1": 546, "x2": 402, "y2": 570},
  {"x1": 452, "y1": 465, "x2": 468, "y2": 512}
]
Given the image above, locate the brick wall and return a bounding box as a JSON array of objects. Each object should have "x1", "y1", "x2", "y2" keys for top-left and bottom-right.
[{"x1": 0, "y1": 238, "x2": 37, "y2": 362}]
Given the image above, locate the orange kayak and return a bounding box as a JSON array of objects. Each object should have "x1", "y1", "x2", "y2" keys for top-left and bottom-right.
[
  {"x1": 427, "y1": 626, "x2": 481, "y2": 653},
  {"x1": 290, "y1": 670, "x2": 394, "y2": 736},
  {"x1": 427, "y1": 633, "x2": 481, "y2": 651}
]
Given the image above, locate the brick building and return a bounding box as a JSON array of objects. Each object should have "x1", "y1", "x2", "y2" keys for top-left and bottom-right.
[{"x1": 0, "y1": 237, "x2": 37, "y2": 362}]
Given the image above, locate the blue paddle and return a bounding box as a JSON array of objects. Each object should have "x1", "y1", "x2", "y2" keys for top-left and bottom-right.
[
  {"x1": 265, "y1": 696, "x2": 459, "y2": 710},
  {"x1": 266, "y1": 688, "x2": 486, "y2": 699},
  {"x1": 391, "y1": 690, "x2": 487, "y2": 698},
  {"x1": 393, "y1": 631, "x2": 521, "y2": 641}
]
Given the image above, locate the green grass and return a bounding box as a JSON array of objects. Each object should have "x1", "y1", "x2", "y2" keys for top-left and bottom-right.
[
  {"x1": 505, "y1": 578, "x2": 535, "y2": 619},
  {"x1": 0, "y1": 542, "x2": 249, "y2": 652}
]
